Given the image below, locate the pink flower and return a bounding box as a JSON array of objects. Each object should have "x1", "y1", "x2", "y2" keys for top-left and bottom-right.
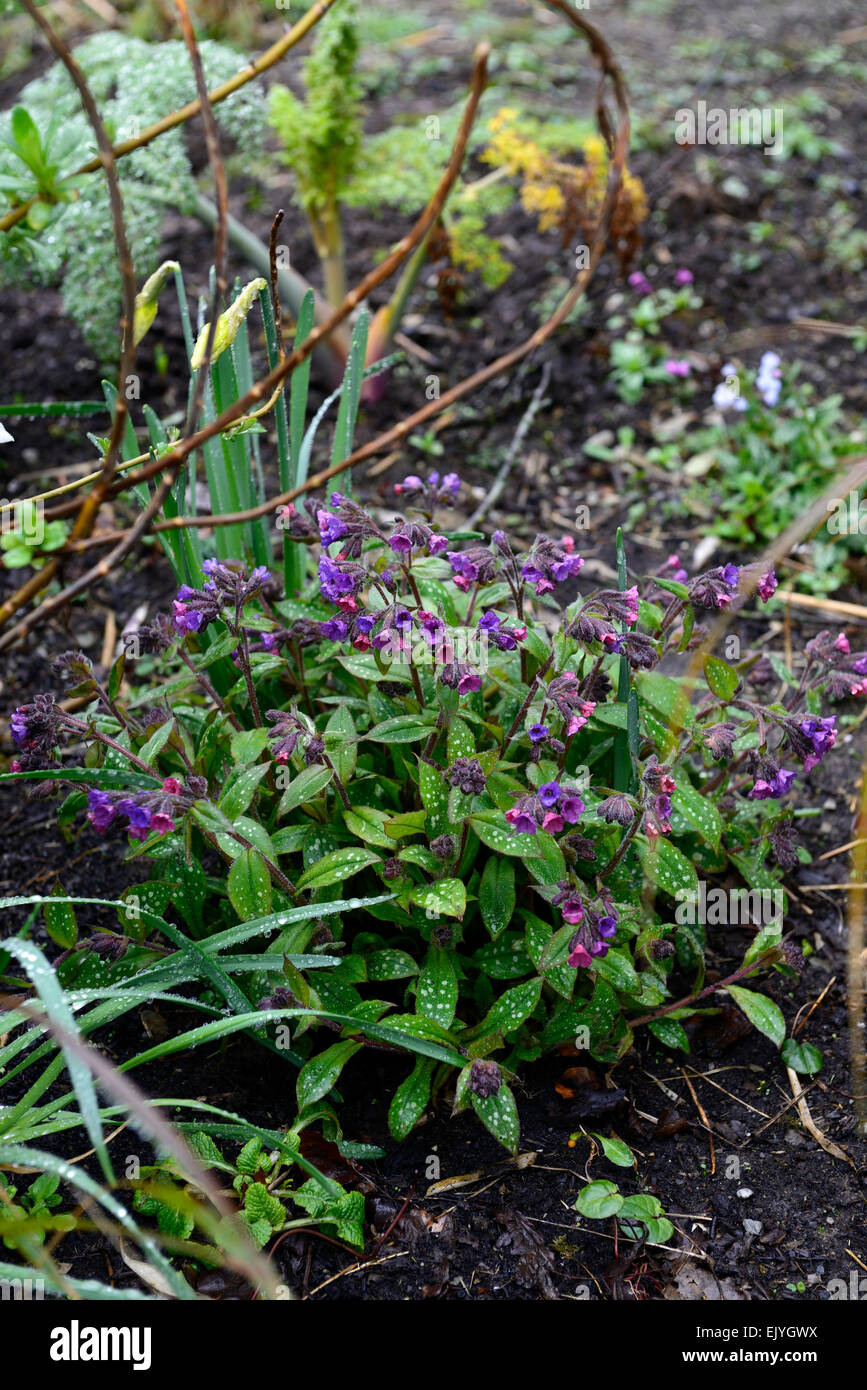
[
  {"x1": 674, "y1": 268, "x2": 693, "y2": 285},
  {"x1": 568, "y1": 943, "x2": 593, "y2": 969},
  {"x1": 664, "y1": 359, "x2": 691, "y2": 378},
  {"x1": 150, "y1": 813, "x2": 175, "y2": 836},
  {"x1": 541, "y1": 811, "x2": 564, "y2": 833},
  {"x1": 835, "y1": 633, "x2": 850, "y2": 654},
  {"x1": 562, "y1": 898, "x2": 584, "y2": 924},
  {"x1": 757, "y1": 570, "x2": 777, "y2": 603},
  {"x1": 162, "y1": 777, "x2": 183, "y2": 795}
]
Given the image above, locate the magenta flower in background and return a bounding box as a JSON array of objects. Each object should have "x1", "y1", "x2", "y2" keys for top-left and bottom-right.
[
  {"x1": 757, "y1": 570, "x2": 777, "y2": 603},
  {"x1": 674, "y1": 268, "x2": 694, "y2": 285},
  {"x1": 664, "y1": 359, "x2": 691, "y2": 378}
]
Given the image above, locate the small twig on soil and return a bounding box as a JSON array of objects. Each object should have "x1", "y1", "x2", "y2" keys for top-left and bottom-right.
[
  {"x1": 465, "y1": 361, "x2": 551, "y2": 530},
  {"x1": 680, "y1": 1068, "x2": 716, "y2": 1175},
  {"x1": 786, "y1": 1065, "x2": 853, "y2": 1165},
  {"x1": 817, "y1": 838, "x2": 867, "y2": 862},
  {"x1": 366, "y1": 1178, "x2": 416, "y2": 1261},
  {"x1": 304, "y1": 1249, "x2": 408, "y2": 1298},
  {"x1": 791, "y1": 976, "x2": 836, "y2": 1036}
]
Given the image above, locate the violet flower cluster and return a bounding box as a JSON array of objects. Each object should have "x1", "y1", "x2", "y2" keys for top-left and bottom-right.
[{"x1": 86, "y1": 777, "x2": 185, "y2": 840}]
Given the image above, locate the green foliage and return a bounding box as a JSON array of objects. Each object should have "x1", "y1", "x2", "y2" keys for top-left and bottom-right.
[
  {"x1": 8, "y1": 500, "x2": 847, "y2": 1154},
  {"x1": 640, "y1": 366, "x2": 864, "y2": 594},
  {"x1": 0, "y1": 33, "x2": 266, "y2": 359},
  {"x1": 268, "y1": 0, "x2": 361, "y2": 226}
]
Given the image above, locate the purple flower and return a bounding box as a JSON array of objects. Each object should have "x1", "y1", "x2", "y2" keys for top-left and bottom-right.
[
  {"x1": 428, "y1": 534, "x2": 448, "y2": 554},
  {"x1": 538, "y1": 781, "x2": 562, "y2": 808},
  {"x1": 722, "y1": 563, "x2": 739, "y2": 588},
  {"x1": 757, "y1": 570, "x2": 777, "y2": 603},
  {"x1": 756, "y1": 351, "x2": 782, "y2": 408},
  {"x1": 799, "y1": 716, "x2": 836, "y2": 771},
  {"x1": 749, "y1": 768, "x2": 796, "y2": 800},
  {"x1": 117, "y1": 799, "x2": 152, "y2": 833},
  {"x1": 478, "y1": 611, "x2": 502, "y2": 632},
  {"x1": 317, "y1": 510, "x2": 347, "y2": 546},
  {"x1": 320, "y1": 618, "x2": 349, "y2": 642},
  {"x1": 318, "y1": 556, "x2": 355, "y2": 603},
  {"x1": 596, "y1": 915, "x2": 618, "y2": 940},
  {"x1": 172, "y1": 600, "x2": 203, "y2": 633},
  {"x1": 87, "y1": 789, "x2": 116, "y2": 832},
  {"x1": 9, "y1": 710, "x2": 29, "y2": 745},
  {"x1": 664, "y1": 359, "x2": 691, "y2": 377},
  {"x1": 560, "y1": 795, "x2": 585, "y2": 823},
  {"x1": 457, "y1": 671, "x2": 481, "y2": 695},
  {"x1": 528, "y1": 724, "x2": 548, "y2": 743},
  {"x1": 329, "y1": 492, "x2": 344, "y2": 506},
  {"x1": 249, "y1": 567, "x2": 271, "y2": 587},
  {"x1": 442, "y1": 472, "x2": 461, "y2": 496},
  {"x1": 628, "y1": 271, "x2": 652, "y2": 294},
  {"x1": 505, "y1": 807, "x2": 537, "y2": 834},
  {"x1": 355, "y1": 614, "x2": 376, "y2": 635},
  {"x1": 674, "y1": 268, "x2": 694, "y2": 285}
]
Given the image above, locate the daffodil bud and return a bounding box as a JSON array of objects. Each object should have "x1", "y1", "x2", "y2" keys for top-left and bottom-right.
[
  {"x1": 133, "y1": 260, "x2": 180, "y2": 346},
  {"x1": 190, "y1": 278, "x2": 267, "y2": 371}
]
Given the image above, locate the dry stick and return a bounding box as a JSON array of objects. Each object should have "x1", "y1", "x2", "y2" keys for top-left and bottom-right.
[
  {"x1": 173, "y1": 0, "x2": 231, "y2": 452},
  {"x1": 0, "y1": 43, "x2": 491, "y2": 649},
  {"x1": 6, "y1": 0, "x2": 140, "y2": 622},
  {"x1": 785, "y1": 1066, "x2": 852, "y2": 1165},
  {"x1": 465, "y1": 360, "x2": 552, "y2": 530},
  {"x1": 680, "y1": 1067, "x2": 716, "y2": 1175},
  {"x1": 175, "y1": 0, "x2": 229, "y2": 308},
  {"x1": 0, "y1": 0, "x2": 339, "y2": 234}
]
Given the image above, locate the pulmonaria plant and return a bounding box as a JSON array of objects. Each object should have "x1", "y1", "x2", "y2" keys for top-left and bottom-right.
[{"x1": 6, "y1": 485, "x2": 862, "y2": 1151}]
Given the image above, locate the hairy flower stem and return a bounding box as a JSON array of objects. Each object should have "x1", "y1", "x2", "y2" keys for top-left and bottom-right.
[
  {"x1": 236, "y1": 628, "x2": 264, "y2": 728},
  {"x1": 64, "y1": 717, "x2": 158, "y2": 780},
  {"x1": 421, "y1": 714, "x2": 445, "y2": 764},
  {"x1": 598, "y1": 808, "x2": 641, "y2": 883},
  {"x1": 502, "y1": 653, "x2": 554, "y2": 752},
  {"x1": 201, "y1": 824, "x2": 298, "y2": 899},
  {"x1": 629, "y1": 948, "x2": 783, "y2": 1031},
  {"x1": 320, "y1": 752, "x2": 350, "y2": 810},
  {"x1": 178, "y1": 649, "x2": 243, "y2": 731}
]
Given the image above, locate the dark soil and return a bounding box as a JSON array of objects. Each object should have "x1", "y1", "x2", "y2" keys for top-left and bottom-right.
[{"x1": 1, "y1": 0, "x2": 866, "y2": 1301}]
